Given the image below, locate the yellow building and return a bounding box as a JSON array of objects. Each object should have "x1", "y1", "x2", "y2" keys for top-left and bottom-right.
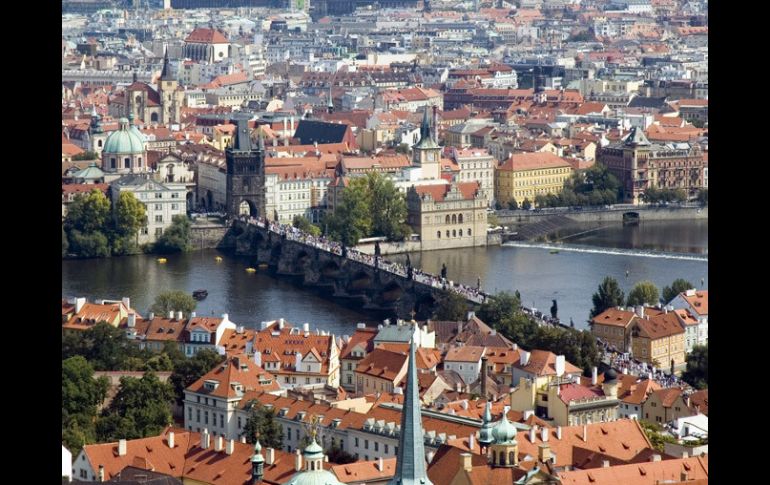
[
  {"x1": 630, "y1": 312, "x2": 686, "y2": 370},
  {"x1": 212, "y1": 124, "x2": 235, "y2": 151},
  {"x1": 495, "y1": 152, "x2": 573, "y2": 206}
]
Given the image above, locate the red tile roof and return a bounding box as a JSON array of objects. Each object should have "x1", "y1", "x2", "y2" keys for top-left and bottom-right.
[
  {"x1": 413, "y1": 181, "x2": 480, "y2": 202},
  {"x1": 185, "y1": 28, "x2": 229, "y2": 44},
  {"x1": 187, "y1": 355, "x2": 280, "y2": 398},
  {"x1": 499, "y1": 151, "x2": 573, "y2": 172}
]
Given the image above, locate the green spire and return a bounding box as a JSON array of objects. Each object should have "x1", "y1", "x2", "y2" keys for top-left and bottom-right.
[
  {"x1": 478, "y1": 401, "x2": 494, "y2": 448},
  {"x1": 388, "y1": 338, "x2": 434, "y2": 485}
]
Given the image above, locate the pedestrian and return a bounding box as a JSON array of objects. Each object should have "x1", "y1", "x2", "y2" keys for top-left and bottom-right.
[{"x1": 477, "y1": 276, "x2": 481, "y2": 289}]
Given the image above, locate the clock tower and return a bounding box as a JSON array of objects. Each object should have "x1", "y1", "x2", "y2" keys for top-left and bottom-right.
[{"x1": 412, "y1": 107, "x2": 441, "y2": 180}]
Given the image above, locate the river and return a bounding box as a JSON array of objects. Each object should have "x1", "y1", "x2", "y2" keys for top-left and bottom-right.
[{"x1": 62, "y1": 219, "x2": 707, "y2": 334}]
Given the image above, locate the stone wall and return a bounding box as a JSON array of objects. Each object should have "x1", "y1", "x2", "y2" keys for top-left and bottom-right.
[
  {"x1": 497, "y1": 206, "x2": 708, "y2": 227},
  {"x1": 190, "y1": 224, "x2": 232, "y2": 250}
]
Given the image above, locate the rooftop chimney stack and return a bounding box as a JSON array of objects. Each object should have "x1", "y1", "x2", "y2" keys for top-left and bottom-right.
[
  {"x1": 266, "y1": 448, "x2": 275, "y2": 465},
  {"x1": 75, "y1": 297, "x2": 86, "y2": 313},
  {"x1": 122, "y1": 297, "x2": 130, "y2": 309},
  {"x1": 377, "y1": 456, "x2": 384, "y2": 471},
  {"x1": 556, "y1": 426, "x2": 562, "y2": 440},
  {"x1": 602, "y1": 460, "x2": 610, "y2": 468},
  {"x1": 127, "y1": 312, "x2": 136, "y2": 328},
  {"x1": 118, "y1": 439, "x2": 127, "y2": 456},
  {"x1": 295, "y1": 449, "x2": 302, "y2": 471},
  {"x1": 592, "y1": 366, "x2": 598, "y2": 386},
  {"x1": 176, "y1": 311, "x2": 183, "y2": 321},
  {"x1": 529, "y1": 426, "x2": 536, "y2": 443},
  {"x1": 469, "y1": 433, "x2": 475, "y2": 451},
  {"x1": 582, "y1": 425, "x2": 587, "y2": 442},
  {"x1": 190, "y1": 311, "x2": 196, "y2": 318},
  {"x1": 538, "y1": 444, "x2": 551, "y2": 463},
  {"x1": 148, "y1": 312, "x2": 155, "y2": 320},
  {"x1": 168, "y1": 431, "x2": 174, "y2": 449},
  {"x1": 461, "y1": 452, "x2": 473, "y2": 472},
  {"x1": 226, "y1": 439, "x2": 234, "y2": 455},
  {"x1": 555, "y1": 355, "x2": 565, "y2": 377},
  {"x1": 202, "y1": 429, "x2": 210, "y2": 449},
  {"x1": 215, "y1": 435, "x2": 224, "y2": 452},
  {"x1": 541, "y1": 427, "x2": 549, "y2": 442},
  {"x1": 651, "y1": 454, "x2": 661, "y2": 462},
  {"x1": 168, "y1": 311, "x2": 174, "y2": 319},
  {"x1": 98, "y1": 465, "x2": 105, "y2": 482}
]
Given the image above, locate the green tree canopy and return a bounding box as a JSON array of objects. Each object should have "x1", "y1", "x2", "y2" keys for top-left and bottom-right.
[
  {"x1": 662, "y1": 278, "x2": 694, "y2": 303},
  {"x1": 293, "y1": 215, "x2": 321, "y2": 236},
  {"x1": 65, "y1": 188, "x2": 111, "y2": 234},
  {"x1": 507, "y1": 199, "x2": 519, "y2": 210},
  {"x1": 367, "y1": 172, "x2": 409, "y2": 241},
  {"x1": 62, "y1": 322, "x2": 149, "y2": 371},
  {"x1": 681, "y1": 343, "x2": 708, "y2": 390},
  {"x1": 433, "y1": 292, "x2": 470, "y2": 321},
  {"x1": 590, "y1": 276, "x2": 625, "y2": 318},
  {"x1": 67, "y1": 230, "x2": 110, "y2": 258},
  {"x1": 477, "y1": 291, "x2": 521, "y2": 326},
  {"x1": 154, "y1": 215, "x2": 192, "y2": 253},
  {"x1": 326, "y1": 177, "x2": 373, "y2": 246},
  {"x1": 149, "y1": 290, "x2": 197, "y2": 317},
  {"x1": 62, "y1": 356, "x2": 109, "y2": 421},
  {"x1": 98, "y1": 372, "x2": 174, "y2": 442},
  {"x1": 697, "y1": 189, "x2": 708, "y2": 206},
  {"x1": 241, "y1": 402, "x2": 284, "y2": 448},
  {"x1": 521, "y1": 198, "x2": 532, "y2": 210},
  {"x1": 627, "y1": 281, "x2": 660, "y2": 307}
]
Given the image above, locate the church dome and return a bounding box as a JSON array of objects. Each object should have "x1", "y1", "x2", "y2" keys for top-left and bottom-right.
[
  {"x1": 491, "y1": 412, "x2": 518, "y2": 445},
  {"x1": 281, "y1": 439, "x2": 344, "y2": 485},
  {"x1": 103, "y1": 117, "x2": 145, "y2": 155}
]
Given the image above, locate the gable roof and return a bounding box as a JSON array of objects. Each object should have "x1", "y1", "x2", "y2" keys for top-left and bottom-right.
[
  {"x1": 499, "y1": 151, "x2": 573, "y2": 172},
  {"x1": 187, "y1": 355, "x2": 279, "y2": 399},
  {"x1": 556, "y1": 455, "x2": 708, "y2": 485},
  {"x1": 293, "y1": 120, "x2": 350, "y2": 145}
]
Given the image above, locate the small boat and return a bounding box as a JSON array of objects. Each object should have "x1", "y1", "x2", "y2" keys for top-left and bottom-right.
[
  {"x1": 246, "y1": 267, "x2": 257, "y2": 273},
  {"x1": 192, "y1": 289, "x2": 208, "y2": 300},
  {"x1": 549, "y1": 249, "x2": 559, "y2": 254},
  {"x1": 258, "y1": 263, "x2": 268, "y2": 270},
  {"x1": 157, "y1": 258, "x2": 167, "y2": 264},
  {"x1": 215, "y1": 256, "x2": 223, "y2": 262}
]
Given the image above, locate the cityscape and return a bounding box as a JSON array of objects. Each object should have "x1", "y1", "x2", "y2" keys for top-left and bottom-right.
[{"x1": 62, "y1": 1, "x2": 708, "y2": 484}]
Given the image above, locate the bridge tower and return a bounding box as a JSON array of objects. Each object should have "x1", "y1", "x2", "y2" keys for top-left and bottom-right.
[{"x1": 226, "y1": 118, "x2": 265, "y2": 219}]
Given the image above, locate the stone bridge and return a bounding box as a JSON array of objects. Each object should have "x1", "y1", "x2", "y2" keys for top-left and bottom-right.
[{"x1": 227, "y1": 221, "x2": 463, "y2": 320}]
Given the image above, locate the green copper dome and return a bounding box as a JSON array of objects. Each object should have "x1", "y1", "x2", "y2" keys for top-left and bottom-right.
[
  {"x1": 103, "y1": 117, "x2": 145, "y2": 155},
  {"x1": 491, "y1": 411, "x2": 518, "y2": 445},
  {"x1": 281, "y1": 438, "x2": 344, "y2": 485}
]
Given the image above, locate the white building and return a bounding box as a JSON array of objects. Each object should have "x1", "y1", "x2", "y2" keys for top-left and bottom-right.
[
  {"x1": 62, "y1": 445, "x2": 73, "y2": 482},
  {"x1": 373, "y1": 320, "x2": 436, "y2": 349},
  {"x1": 444, "y1": 346, "x2": 486, "y2": 385},
  {"x1": 450, "y1": 148, "x2": 495, "y2": 205},
  {"x1": 667, "y1": 289, "x2": 708, "y2": 351},
  {"x1": 110, "y1": 175, "x2": 188, "y2": 245}
]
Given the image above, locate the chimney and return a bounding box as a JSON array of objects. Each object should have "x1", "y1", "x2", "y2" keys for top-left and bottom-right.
[
  {"x1": 602, "y1": 460, "x2": 610, "y2": 468},
  {"x1": 538, "y1": 444, "x2": 551, "y2": 463},
  {"x1": 75, "y1": 297, "x2": 86, "y2": 313},
  {"x1": 215, "y1": 435, "x2": 224, "y2": 452},
  {"x1": 469, "y1": 433, "x2": 475, "y2": 451},
  {"x1": 461, "y1": 452, "x2": 473, "y2": 472},
  {"x1": 512, "y1": 343, "x2": 518, "y2": 351},
  {"x1": 226, "y1": 439, "x2": 234, "y2": 455},
  {"x1": 118, "y1": 439, "x2": 127, "y2": 456},
  {"x1": 681, "y1": 451, "x2": 689, "y2": 459},
  {"x1": 295, "y1": 352, "x2": 303, "y2": 369},
  {"x1": 457, "y1": 320, "x2": 463, "y2": 335},
  {"x1": 241, "y1": 436, "x2": 247, "y2": 443},
  {"x1": 222, "y1": 313, "x2": 229, "y2": 322},
  {"x1": 168, "y1": 431, "x2": 175, "y2": 449},
  {"x1": 122, "y1": 297, "x2": 131, "y2": 309},
  {"x1": 636, "y1": 305, "x2": 644, "y2": 318},
  {"x1": 556, "y1": 426, "x2": 562, "y2": 440},
  {"x1": 555, "y1": 355, "x2": 565, "y2": 377},
  {"x1": 541, "y1": 427, "x2": 548, "y2": 442},
  {"x1": 623, "y1": 367, "x2": 628, "y2": 375},
  {"x1": 176, "y1": 311, "x2": 183, "y2": 321},
  {"x1": 529, "y1": 426, "x2": 537, "y2": 443},
  {"x1": 266, "y1": 448, "x2": 275, "y2": 465},
  {"x1": 254, "y1": 351, "x2": 262, "y2": 366},
  {"x1": 480, "y1": 356, "x2": 488, "y2": 398},
  {"x1": 303, "y1": 322, "x2": 310, "y2": 333},
  {"x1": 201, "y1": 429, "x2": 210, "y2": 449},
  {"x1": 283, "y1": 117, "x2": 287, "y2": 134},
  {"x1": 279, "y1": 318, "x2": 285, "y2": 329},
  {"x1": 98, "y1": 465, "x2": 105, "y2": 482},
  {"x1": 357, "y1": 322, "x2": 366, "y2": 329},
  {"x1": 520, "y1": 351, "x2": 531, "y2": 367},
  {"x1": 377, "y1": 456, "x2": 384, "y2": 471},
  {"x1": 168, "y1": 311, "x2": 174, "y2": 319},
  {"x1": 680, "y1": 470, "x2": 688, "y2": 481},
  {"x1": 651, "y1": 454, "x2": 661, "y2": 462},
  {"x1": 190, "y1": 311, "x2": 196, "y2": 318},
  {"x1": 127, "y1": 312, "x2": 136, "y2": 328},
  {"x1": 295, "y1": 449, "x2": 302, "y2": 471},
  {"x1": 591, "y1": 366, "x2": 598, "y2": 386},
  {"x1": 582, "y1": 425, "x2": 587, "y2": 442}
]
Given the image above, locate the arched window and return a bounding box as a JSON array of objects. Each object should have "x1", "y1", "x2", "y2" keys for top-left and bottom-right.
[
  {"x1": 437, "y1": 231, "x2": 441, "y2": 238},
  {"x1": 451, "y1": 214, "x2": 457, "y2": 224},
  {"x1": 445, "y1": 230, "x2": 450, "y2": 238},
  {"x1": 111, "y1": 158, "x2": 116, "y2": 169},
  {"x1": 509, "y1": 451, "x2": 516, "y2": 465},
  {"x1": 151, "y1": 112, "x2": 159, "y2": 122},
  {"x1": 452, "y1": 230, "x2": 456, "y2": 237},
  {"x1": 445, "y1": 215, "x2": 450, "y2": 224},
  {"x1": 459, "y1": 229, "x2": 463, "y2": 237},
  {"x1": 468, "y1": 228, "x2": 472, "y2": 236},
  {"x1": 458, "y1": 213, "x2": 463, "y2": 223},
  {"x1": 97, "y1": 140, "x2": 102, "y2": 147},
  {"x1": 499, "y1": 451, "x2": 505, "y2": 465},
  {"x1": 124, "y1": 158, "x2": 131, "y2": 168}
]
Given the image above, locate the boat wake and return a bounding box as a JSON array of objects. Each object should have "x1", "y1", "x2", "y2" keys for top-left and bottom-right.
[{"x1": 502, "y1": 242, "x2": 708, "y2": 262}]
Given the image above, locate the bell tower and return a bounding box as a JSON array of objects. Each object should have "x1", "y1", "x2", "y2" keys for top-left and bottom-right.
[
  {"x1": 412, "y1": 107, "x2": 441, "y2": 180},
  {"x1": 158, "y1": 47, "x2": 180, "y2": 124},
  {"x1": 226, "y1": 118, "x2": 265, "y2": 218}
]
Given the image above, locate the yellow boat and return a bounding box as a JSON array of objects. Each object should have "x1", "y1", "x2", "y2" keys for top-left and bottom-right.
[
  {"x1": 246, "y1": 267, "x2": 257, "y2": 273},
  {"x1": 157, "y1": 258, "x2": 167, "y2": 263},
  {"x1": 215, "y1": 256, "x2": 223, "y2": 262}
]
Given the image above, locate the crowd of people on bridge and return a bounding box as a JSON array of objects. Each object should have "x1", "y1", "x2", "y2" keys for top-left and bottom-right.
[
  {"x1": 601, "y1": 344, "x2": 689, "y2": 390},
  {"x1": 241, "y1": 216, "x2": 488, "y2": 304}
]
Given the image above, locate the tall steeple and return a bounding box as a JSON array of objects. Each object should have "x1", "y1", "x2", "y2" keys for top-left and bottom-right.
[
  {"x1": 478, "y1": 401, "x2": 494, "y2": 451},
  {"x1": 327, "y1": 85, "x2": 334, "y2": 114},
  {"x1": 251, "y1": 439, "x2": 264, "y2": 484},
  {"x1": 389, "y1": 338, "x2": 434, "y2": 485},
  {"x1": 160, "y1": 45, "x2": 170, "y2": 80}
]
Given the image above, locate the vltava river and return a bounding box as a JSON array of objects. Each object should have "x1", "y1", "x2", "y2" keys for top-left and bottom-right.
[{"x1": 62, "y1": 220, "x2": 707, "y2": 333}]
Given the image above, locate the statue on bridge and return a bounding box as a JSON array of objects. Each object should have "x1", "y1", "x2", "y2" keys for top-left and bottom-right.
[
  {"x1": 441, "y1": 263, "x2": 447, "y2": 280},
  {"x1": 374, "y1": 241, "x2": 381, "y2": 257}
]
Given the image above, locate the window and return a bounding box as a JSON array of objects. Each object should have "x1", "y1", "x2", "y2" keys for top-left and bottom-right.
[
  {"x1": 155, "y1": 192, "x2": 162, "y2": 199},
  {"x1": 196, "y1": 409, "x2": 200, "y2": 422},
  {"x1": 305, "y1": 377, "x2": 310, "y2": 384},
  {"x1": 365, "y1": 439, "x2": 369, "y2": 449},
  {"x1": 385, "y1": 444, "x2": 389, "y2": 454},
  {"x1": 188, "y1": 408, "x2": 192, "y2": 420},
  {"x1": 468, "y1": 228, "x2": 472, "y2": 236},
  {"x1": 155, "y1": 204, "x2": 162, "y2": 210},
  {"x1": 220, "y1": 414, "x2": 224, "y2": 427},
  {"x1": 238, "y1": 417, "x2": 242, "y2": 429},
  {"x1": 355, "y1": 437, "x2": 359, "y2": 447},
  {"x1": 172, "y1": 204, "x2": 178, "y2": 210},
  {"x1": 452, "y1": 230, "x2": 456, "y2": 237},
  {"x1": 437, "y1": 231, "x2": 441, "y2": 238},
  {"x1": 111, "y1": 158, "x2": 116, "y2": 169},
  {"x1": 374, "y1": 442, "x2": 379, "y2": 451},
  {"x1": 446, "y1": 230, "x2": 450, "y2": 238},
  {"x1": 204, "y1": 411, "x2": 208, "y2": 424},
  {"x1": 124, "y1": 158, "x2": 131, "y2": 168}
]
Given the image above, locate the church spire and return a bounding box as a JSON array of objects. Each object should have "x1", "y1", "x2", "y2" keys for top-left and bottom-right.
[
  {"x1": 389, "y1": 338, "x2": 434, "y2": 485},
  {"x1": 161, "y1": 45, "x2": 170, "y2": 80},
  {"x1": 420, "y1": 107, "x2": 431, "y2": 141}
]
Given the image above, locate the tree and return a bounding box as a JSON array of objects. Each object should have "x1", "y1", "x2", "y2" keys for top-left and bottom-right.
[
  {"x1": 68, "y1": 230, "x2": 110, "y2": 258},
  {"x1": 395, "y1": 143, "x2": 410, "y2": 154},
  {"x1": 169, "y1": 349, "x2": 225, "y2": 404},
  {"x1": 112, "y1": 192, "x2": 146, "y2": 254},
  {"x1": 241, "y1": 402, "x2": 284, "y2": 448},
  {"x1": 72, "y1": 151, "x2": 99, "y2": 160},
  {"x1": 368, "y1": 172, "x2": 408, "y2": 241},
  {"x1": 550, "y1": 299, "x2": 558, "y2": 319},
  {"x1": 98, "y1": 372, "x2": 174, "y2": 442},
  {"x1": 681, "y1": 343, "x2": 708, "y2": 389},
  {"x1": 62, "y1": 225, "x2": 69, "y2": 257},
  {"x1": 293, "y1": 215, "x2": 321, "y2": 237},
  {"x1": 507, "y1": 199, "x2": 519, "y2": 210},
  {"x1": 65, "y1": 188, "x2": 111, "y2": 234},
  {"x1": 326, "y1": 177, "x2": 372, "y2": 246},
  {"x1": 639, "y1": 420, "x2": 678, "y2": 453},
  {"x1": 697, "y1": 189, "x2": 708, "y2": 206},
  {"x1": 154, "y1": 215, "x2": 192, "y2": 253},
  {"x1": 626, "y1": 281, "x2": 660, "y2": 307},
  {"x1": 662, "y1": 279, "x2": 694, "y2": 303},
  {"x1": 62, "y1": 356, "x2": 109, "y2": 453},
  {"x1": 521, "y1": 198, "x2": 532, "y2": 210},
  {"x1": 433, "y1": 292, "x2": 470, "y2": 321},
  {"x1": 150, "y1": 290, "x2": 197, "y2": 317},
  {"x1": 477, "y1": 291, "x2": 521, "y2": 327},
  {"x1": 326, "y1": 444, "x2": 357, "y2": 464},
  {"x1": 534, "y1": 194, "x2": 547, "y2": 209},
  {"x1": 590, "y1": 277, "x2": 625, "y2": 318}
]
